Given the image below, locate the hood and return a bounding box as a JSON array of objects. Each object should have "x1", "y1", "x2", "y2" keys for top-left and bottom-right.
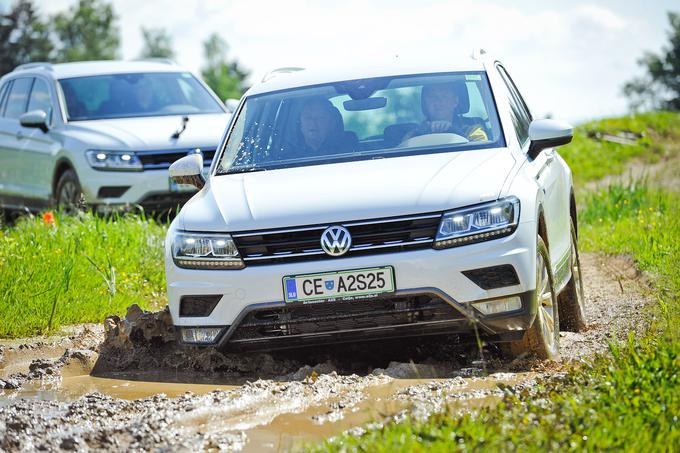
[
  {"x1": 61, "y1": 113, "x2": 230, "y2": 150},
  {"x1": 180, "y1": 148, "x2": 516, "y2": 232}
]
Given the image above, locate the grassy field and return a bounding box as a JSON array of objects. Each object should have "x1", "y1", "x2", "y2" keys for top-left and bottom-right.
[
  {"x1": 310, "y1": 112, "x2": 680, "y2": 451},
  {"x1": 0, "y1": 212, "x2": 166, "y2": 337}
]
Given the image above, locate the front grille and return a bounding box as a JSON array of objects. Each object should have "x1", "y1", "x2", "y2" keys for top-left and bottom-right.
[
  {"x1": 229, "y1": 294, "x2": 463, "y2": 342},
  {"x1": 232, "y1": 213, "x2": 441, "y2": 265},
  {"x1": 138, "y1": 148, "x2": 216, "y2": 170}
]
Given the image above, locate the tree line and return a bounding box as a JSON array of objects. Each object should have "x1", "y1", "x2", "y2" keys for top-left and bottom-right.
[{"x1": 0, "y1": 0, "x2": 248, "y2": 101}]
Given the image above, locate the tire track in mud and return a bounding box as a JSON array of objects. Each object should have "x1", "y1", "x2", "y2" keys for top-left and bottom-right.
[{"x1": 0, "y1": 253, "x2": 652, "y2": 452}]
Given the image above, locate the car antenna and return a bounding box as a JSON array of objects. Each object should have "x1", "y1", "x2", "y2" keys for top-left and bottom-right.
[{"x1": 172, "y1": 116, "x2": 189, "y2": 139}]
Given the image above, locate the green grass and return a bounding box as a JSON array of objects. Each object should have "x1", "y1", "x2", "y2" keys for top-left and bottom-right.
[
  {"x1": 560, "y1": 111, "x2": 680, "y2": 186},
  {"x1": 0, "y1": 212, "x2": 167, "y2": 338}
]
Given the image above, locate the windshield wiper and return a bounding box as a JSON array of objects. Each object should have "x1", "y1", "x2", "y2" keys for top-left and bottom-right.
[{"x1": 171, "y1": 116, "x2": 189, "y2": 139}]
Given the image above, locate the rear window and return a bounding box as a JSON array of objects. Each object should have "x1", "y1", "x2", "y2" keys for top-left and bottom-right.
[
  {"x1": 59, "y1": 72, "x2": 224, "y2": 121},
  {"x1": 217, "y1": 72, "x2": 504, "y2": 175}
]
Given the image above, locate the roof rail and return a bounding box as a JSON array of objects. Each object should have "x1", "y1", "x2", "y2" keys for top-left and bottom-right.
[
  {"x1": 14, "y1": 62, "x2": 53, "y2": 72},
  {"x1": 134, "y1": 58, "x2": 178, "y2": 65},
  {"x1": 470, "y1": 48, "x2": 487, "y2": 60},
  {"x1": 261, "y1": 67, "x2": 305, "y2": 83}
]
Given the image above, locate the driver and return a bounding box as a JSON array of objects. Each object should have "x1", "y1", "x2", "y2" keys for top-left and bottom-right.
[{"x1": 405, "y1": 82, "x2": 488, "y2": 142}]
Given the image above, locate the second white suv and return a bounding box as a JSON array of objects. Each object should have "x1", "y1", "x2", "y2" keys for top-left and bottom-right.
[
  {"x1": 0, "y1": 60, "x2": 230, "y2": 213},
  {"x1": 165, "y1": 54, "x2": 587, "y2": 359}
]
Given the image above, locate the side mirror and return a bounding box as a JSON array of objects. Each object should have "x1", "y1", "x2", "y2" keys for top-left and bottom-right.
[
  {"x1": 20, "y1": 110, "x2": 49, "y2": 132},
  {"x1": 169, "y1": 154, "x2": 206, "y2": 190},
  {"x1": 224, "y1": 98, "x2": 240, "y2": 113},
  {"x1": 527, "y1": 119, "x2": 573, "y2": 160}
]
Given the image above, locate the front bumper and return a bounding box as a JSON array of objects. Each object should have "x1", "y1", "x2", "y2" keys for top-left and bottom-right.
[
  {"x1": 78, "y1": 168, "x2": 198, "y2": 211},
  {"x1": 166, "y1": 220, "x2": 538, "y2": 350}
]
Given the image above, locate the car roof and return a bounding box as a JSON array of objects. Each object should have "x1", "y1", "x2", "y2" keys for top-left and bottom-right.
[
  {"x1": 8, "y1": 60, "x2": 189, "y2": 80},
  {"x1": 247, "y1": 55, "x2": 488, "y2": 96}
]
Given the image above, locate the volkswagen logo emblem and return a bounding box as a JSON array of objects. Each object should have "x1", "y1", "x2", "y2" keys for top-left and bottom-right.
[{"x1": 320, "y1": 226, "x2": 352, "y2": 257}]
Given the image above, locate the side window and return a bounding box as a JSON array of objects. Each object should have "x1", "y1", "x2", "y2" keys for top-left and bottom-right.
[
  {"x1": 0, "y1": 82, "x2": 9, "y2": 114},
  {"x1": 27, "y1": 78, "x2": 53, "y2": 122},
  {"x1": 4, "y1": 78, "x2": 34, "y2": 119},
  {"x1": 496, "y1": 66, "x2": 531, "y2": 145}
]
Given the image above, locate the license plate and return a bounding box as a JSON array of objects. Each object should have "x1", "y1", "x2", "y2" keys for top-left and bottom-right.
[{"x1": 283, "y1": 266, "x2": 395, "y2": 304}]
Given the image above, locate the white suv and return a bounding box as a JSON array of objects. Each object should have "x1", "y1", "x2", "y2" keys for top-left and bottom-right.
[
  {"x1": 165, "y1": 54, "x2": 586, "y2": 359},
  {"x1": 0, "y1": 60, "x2": 230, "y2": 213}
]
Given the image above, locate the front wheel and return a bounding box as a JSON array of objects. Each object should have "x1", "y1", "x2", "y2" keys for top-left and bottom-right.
[
  {"x1": 509, "y1": 236, "x2": 560, "y2": 360},
  {"x1": 558, "y1": 219, "x2": 587, "y2": 332},
  {"x1": 55, "y1": 169, "x2": 83, "y2": 212}
]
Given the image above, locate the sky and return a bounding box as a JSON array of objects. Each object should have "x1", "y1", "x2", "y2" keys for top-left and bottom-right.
[{"x1": 3, "y1": 0, "x2": 678, "y2": 123}]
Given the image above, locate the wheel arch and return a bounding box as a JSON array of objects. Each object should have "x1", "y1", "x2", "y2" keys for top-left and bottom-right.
[{"x1": 52, "y1": 158, "x2": 76, "y2": 196}]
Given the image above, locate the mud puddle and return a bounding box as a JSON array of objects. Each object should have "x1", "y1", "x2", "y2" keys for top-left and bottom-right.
[{"x1": 0, "y1": 253, "x2": 652, "y2": 451}]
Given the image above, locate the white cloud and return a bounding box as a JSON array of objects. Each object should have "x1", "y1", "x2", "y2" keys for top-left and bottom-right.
[{"x1": 36, "y1": 0, "x2": 660, "y2": 122}]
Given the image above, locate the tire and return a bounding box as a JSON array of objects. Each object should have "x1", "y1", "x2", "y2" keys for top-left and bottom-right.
[
  {"x1": 558, "y1": 219, "x2": 587, "y2": 332},
  {"x1": 55, "y1": 169, "x2": 83, "y2": 212},
  {"x1": 509, "y1": 236, "x2": 560, "y2": 360}
]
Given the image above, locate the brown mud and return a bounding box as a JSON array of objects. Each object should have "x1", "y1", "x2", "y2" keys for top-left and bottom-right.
[{"x1": 0, "y1": 253, "x2": 652, "y2": 451}]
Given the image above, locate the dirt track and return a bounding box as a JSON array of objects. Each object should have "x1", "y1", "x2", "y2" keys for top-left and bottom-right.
[{"x1": 0, "y1": 253, "x2": 652, "y2": 452}]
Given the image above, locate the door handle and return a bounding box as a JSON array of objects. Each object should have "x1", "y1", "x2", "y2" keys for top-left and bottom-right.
[{"x1": 16, "y1": 131, "x2": 24, "y2": 140}]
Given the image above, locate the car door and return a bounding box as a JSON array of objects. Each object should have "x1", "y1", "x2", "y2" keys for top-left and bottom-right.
[
  {"x1": 0, "y1": 77, "x2": 34, "y2": 205},
  {"x1": 20, "y1": 77, "x2": 61, "y2": 202},
  {"x1": 495, "y1": 65, "x2": 570, "y2": 271}
]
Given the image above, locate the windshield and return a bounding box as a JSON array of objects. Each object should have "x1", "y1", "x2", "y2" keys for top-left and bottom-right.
[
  {"x1": 59, "y1": 72, "x2": 224, "y2": 121},
  {"x1": 216, "y1": 72, "x2": 504, "y2": 175}
]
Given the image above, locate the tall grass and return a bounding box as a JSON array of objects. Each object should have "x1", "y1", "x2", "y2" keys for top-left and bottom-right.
[{"x1": 0, "y1": 212, "x2": 166, "y2": 338}]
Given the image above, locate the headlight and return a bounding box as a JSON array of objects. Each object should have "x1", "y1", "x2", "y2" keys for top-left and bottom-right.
[
  {"x1": 86, "y1": 150, "x2": 143, "y2": 171},
  {"x1": 172, "y1": 232, "x2": 244, "y2": 269},
  {"x1": 434, "y1": 197, "x2": 520, "y2": 249}
]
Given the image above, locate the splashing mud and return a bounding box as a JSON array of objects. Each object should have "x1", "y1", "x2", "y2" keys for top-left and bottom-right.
[{"x1": 0, "y1": 253, "x2": 652, "y2": 451}]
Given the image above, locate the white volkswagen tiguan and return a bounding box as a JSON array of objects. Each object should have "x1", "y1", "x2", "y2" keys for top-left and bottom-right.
[{"x1": 165, "y1": 54, "x2": 586, "y2": 359}]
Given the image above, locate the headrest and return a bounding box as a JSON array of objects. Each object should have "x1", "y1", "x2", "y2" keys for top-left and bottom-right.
[{"x1": 421, "y1": 80, "x2": 470, "y2": 116}]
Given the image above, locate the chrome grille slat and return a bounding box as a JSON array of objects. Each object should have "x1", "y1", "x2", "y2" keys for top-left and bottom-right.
[{"x1": 234, "y1": 212, "x2": 441, "y2": 265}]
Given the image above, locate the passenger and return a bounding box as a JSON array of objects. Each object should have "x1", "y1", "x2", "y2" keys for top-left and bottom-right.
[
  {"x1": 280, "y1": 98, "x2": 356, "y2": 159},
  {"x1": 405, "y1": 82, "x2": 488, "y2": 142}
]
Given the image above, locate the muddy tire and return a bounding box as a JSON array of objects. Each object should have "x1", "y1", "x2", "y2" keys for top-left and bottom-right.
[
  {"x1": 509, "y1": 236, "x2": 560, "y2": 360},
  {"x1": 55, "y1": 169, "x2": 83, "y2": 212},
  {"x1": 558, "y1": 219, "x2": 587, "y2": 332}
]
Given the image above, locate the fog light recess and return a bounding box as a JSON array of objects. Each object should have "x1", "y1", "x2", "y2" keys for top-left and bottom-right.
[
  {"x1": 181, "y1": 327, "x2": 224, "y2": 344},
  {"x1": 471, "y1": 296, "x2": 522, "y2": 315}
]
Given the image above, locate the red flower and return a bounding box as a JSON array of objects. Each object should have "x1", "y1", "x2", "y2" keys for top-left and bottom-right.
[{"x1": 42, "y1": 211, "x2": 55, "y2": 226}]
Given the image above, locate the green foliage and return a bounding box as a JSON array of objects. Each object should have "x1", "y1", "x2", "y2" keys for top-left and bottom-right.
[
  {"x1": 139, "y1": 27, "x2": 175, "y2": 59},
  {"x1": 0, "y1": 0, "x2": 53, "y2": 76},
  {"x1": 52, "y1": 0, "x2": 120, "y2": 62},
  {"x1": 201, "y1": 33, "x2": 249, "y2": 101},
  {"x1": 624, "y1": 12, "x2": 680, "y2": 111},
  {"x1": 0, "y1": 212, "x2": 166, "y2": 338},
  {"x1": 559, "y1": 111, "x2": 680, "y2": 186}
]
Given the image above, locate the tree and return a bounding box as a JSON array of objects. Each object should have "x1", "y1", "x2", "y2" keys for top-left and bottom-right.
[
  {"x1": 139, "y1": 27, "x2": 175, "y2": 59},
  {"x1": 201, "y1": 33, "x2": 249, "y2": 101},
  {"x1": 52, "y1": 0, "x2": 120, "y2": 62},
  {"x1": 624, "y1": 12, "x2": 680, "y2": 112},
  {"x1": 0, "y1": 0, "x2": 53, "y2": 76}
]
